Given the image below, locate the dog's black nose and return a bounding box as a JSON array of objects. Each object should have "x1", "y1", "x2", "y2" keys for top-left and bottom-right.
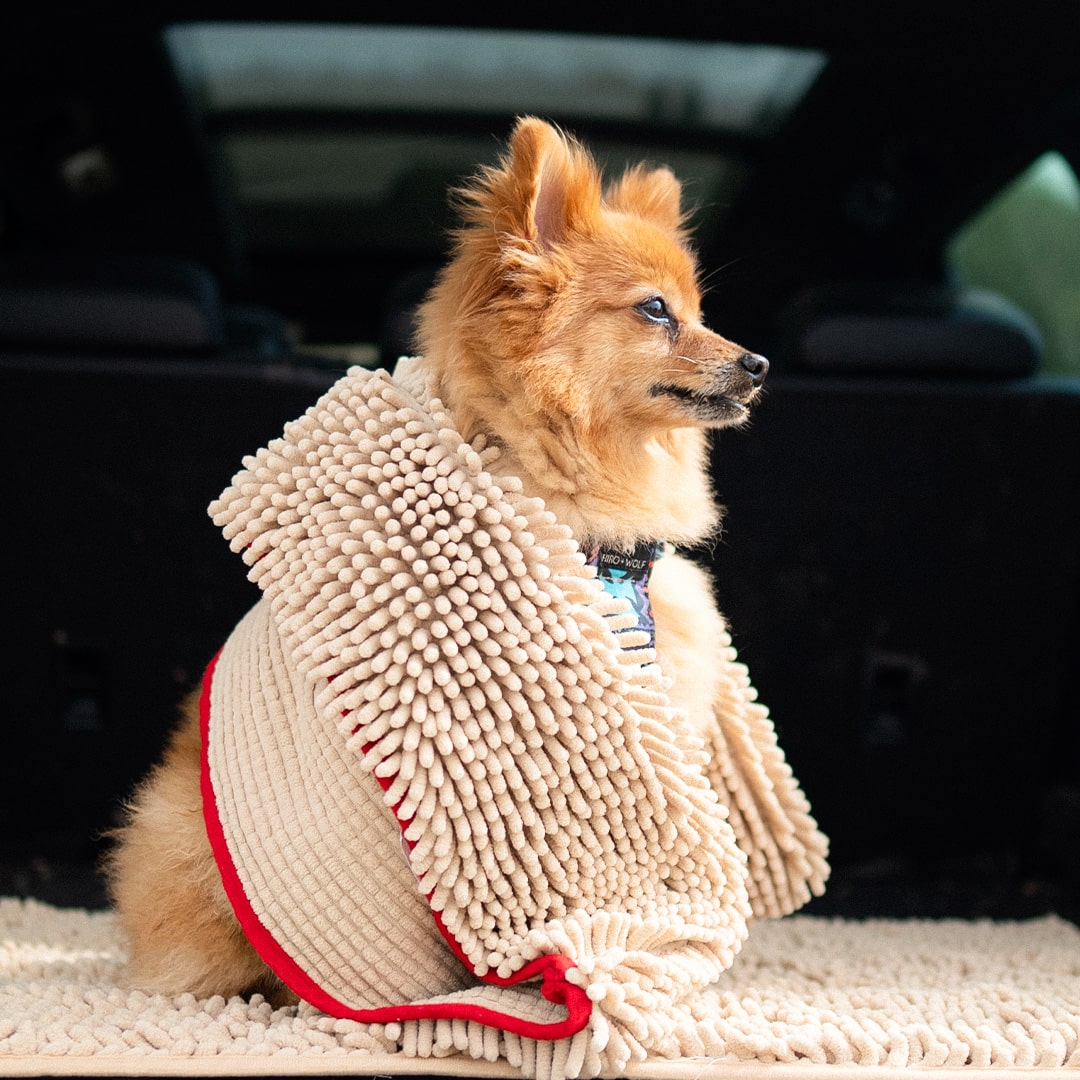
[{"x1": 739, "y1": 352, "x2": 769, "y2": 387}]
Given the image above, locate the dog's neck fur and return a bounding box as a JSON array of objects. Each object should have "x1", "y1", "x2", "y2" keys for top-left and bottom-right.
[{"x1": 425, "y1": 363, "x2": 721, "y2": 552}]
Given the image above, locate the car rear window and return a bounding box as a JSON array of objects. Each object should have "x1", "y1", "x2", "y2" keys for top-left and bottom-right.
[
  {"x1": 947, "y1": 151, "x2": 1080, "y2": 377},
  {"x1": 164, "y1": 23, "x2": 826, "y2": 256}
]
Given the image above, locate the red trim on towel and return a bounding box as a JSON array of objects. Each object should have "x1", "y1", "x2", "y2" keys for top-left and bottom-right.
[
  {"x1": 200, "y1": 654, "x2": 591, "y2": 1041},
  {"x1": 362, "y1": 741, "x2": 592, "y2": 1024}
]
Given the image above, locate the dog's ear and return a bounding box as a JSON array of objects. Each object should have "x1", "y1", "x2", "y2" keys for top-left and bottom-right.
[
  {"x1": 606, "y1": 164, "x2": 686, "y2": 236},
  {"x1": 497, "y1": 117, "x2": 602, "y2": 251}
]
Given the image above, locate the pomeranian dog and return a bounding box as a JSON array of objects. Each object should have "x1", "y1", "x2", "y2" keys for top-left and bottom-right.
[{"x1": 107, "y1": 117, "x2": 769, "y2": 1004}]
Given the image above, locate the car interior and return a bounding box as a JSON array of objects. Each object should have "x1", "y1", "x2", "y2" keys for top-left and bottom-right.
[{"x1": 2, "y1": 7, "x2": 1078, "y2": 931}]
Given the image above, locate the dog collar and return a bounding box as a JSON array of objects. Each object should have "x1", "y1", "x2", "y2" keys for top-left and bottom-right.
[{"x1": 585, "y1": 540, "x2": 664, "y2": 651}]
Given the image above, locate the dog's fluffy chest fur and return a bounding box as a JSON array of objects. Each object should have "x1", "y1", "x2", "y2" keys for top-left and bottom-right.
[{"x1": 465, "y1": 420, "x2": 721, "y2": 551}]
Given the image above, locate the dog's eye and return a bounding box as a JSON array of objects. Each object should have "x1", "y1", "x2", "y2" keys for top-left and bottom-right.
[{"x1": 637, "y1": 296, "x2": 673, "y2": 325}]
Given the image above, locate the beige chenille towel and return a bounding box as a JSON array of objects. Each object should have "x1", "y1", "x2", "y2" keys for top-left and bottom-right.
[{"x1": 195, "y1": 358, "x2": 828, "y2": 1076}]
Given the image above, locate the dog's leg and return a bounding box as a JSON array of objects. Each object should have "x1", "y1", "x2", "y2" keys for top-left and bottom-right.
[
  {"x1": 650, "y1": 553, "x2": 728, "y2": 732},
  {"x1": 106, "y1": 691, "x2": 295, "y2": 1005}
]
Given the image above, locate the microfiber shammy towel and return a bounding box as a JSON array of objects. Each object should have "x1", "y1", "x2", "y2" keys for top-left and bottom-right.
[{"x1": 202, "y1": 358, "x2": 828, "y2": 1078}]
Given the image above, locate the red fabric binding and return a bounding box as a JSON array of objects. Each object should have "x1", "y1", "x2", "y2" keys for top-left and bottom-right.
[{"x1": 199, "y1": 651, "x2": 592, "y2": 1040}]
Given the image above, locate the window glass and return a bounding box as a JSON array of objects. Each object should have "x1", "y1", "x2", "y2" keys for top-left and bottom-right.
[
  {"x1": 947, "y1": 152, "x2": 1080, "y2": 376},
  {"x1": 164, "y1": 24, "x2": 825, "y2": 255},
  {"x1": 166, "y1": 24, "x2": 824, "y2": 135}
]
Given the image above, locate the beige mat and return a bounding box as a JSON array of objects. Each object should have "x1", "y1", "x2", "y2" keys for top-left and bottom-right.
[{"x1": 3, "y1": 897, "x2": 1078, "y2": 1078}]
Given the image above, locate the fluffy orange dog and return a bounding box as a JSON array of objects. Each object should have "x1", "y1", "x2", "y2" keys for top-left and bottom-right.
[{"x1": 108, "y1": 117, "x2": 771, "y2": 1003}]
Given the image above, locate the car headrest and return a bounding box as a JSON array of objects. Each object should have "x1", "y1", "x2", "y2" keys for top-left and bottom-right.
[
  {"x1": 0, "y1": 255, "x2": 225, "y2": 353},
  {"x1": 780, "y1": 283, "x2": 1043, "y2": 377}
]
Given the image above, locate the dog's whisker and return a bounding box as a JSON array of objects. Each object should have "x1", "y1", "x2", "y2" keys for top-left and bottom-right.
[
  {"x1": 699, "y1": 255, "x2": 750, "y2": 295},
  {"x1": 673, "y1": 355, "x2": 701, "y2": 366}
]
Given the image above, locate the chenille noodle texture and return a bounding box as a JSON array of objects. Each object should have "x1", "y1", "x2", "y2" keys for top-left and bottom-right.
[
  {"x1": 195, "y1": 358, "x2": 829, "y2": 1073},
  {"x1": 3, "y1": 898, "x2": 1079, "y2": 1078}
]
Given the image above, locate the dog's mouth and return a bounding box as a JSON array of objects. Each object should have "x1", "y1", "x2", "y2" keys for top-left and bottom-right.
[{"x1": 650, "y1": 383, "x2": 755, "y2": 424}]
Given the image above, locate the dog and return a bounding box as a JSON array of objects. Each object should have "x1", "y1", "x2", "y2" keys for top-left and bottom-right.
[{"x1": 107, "y1": 116, "x2": 769, "y2": 1005}]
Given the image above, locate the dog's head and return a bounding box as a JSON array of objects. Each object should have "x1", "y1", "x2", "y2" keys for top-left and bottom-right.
[{"x1": 417, "y1": 117, "x2": 766, "y2": 448}]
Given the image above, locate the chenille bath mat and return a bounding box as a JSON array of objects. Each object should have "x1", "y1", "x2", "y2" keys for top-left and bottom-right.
[{"x1": 3, "y1": 897, "x2": 1078, "y2": 1079}]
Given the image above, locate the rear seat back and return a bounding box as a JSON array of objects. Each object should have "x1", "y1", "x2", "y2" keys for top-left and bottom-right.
[
  {"x1": 1, "y1": 258, "x2": 343, "y2": 870},
  {"x1": 704, "y1": 284, "x2": 1080, "y2": 878}
]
